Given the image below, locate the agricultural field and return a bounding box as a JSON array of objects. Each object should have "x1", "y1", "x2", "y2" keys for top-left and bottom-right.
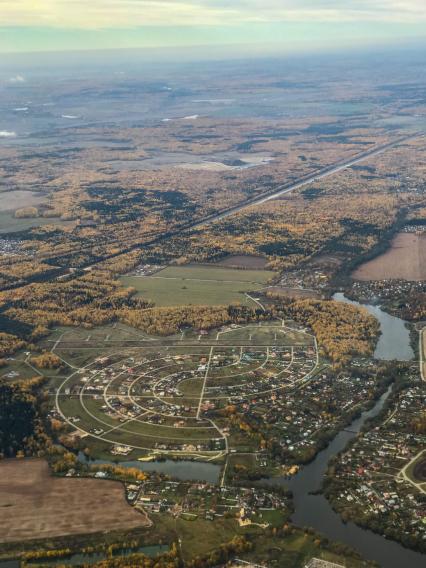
[
  {"x1": 0, "y1": 459, "x2": 149, "y2": 543},
  {"x1": 50, "y1": 321, "x2": 316, "y2": 459},
  {"x1": 120, "y1": 264, "x2": 276, "y2": 306},
  {"x1": 353, "y1": 232, "x2": 426, "y2": 281},
  {"x1": 214, "y1": 255, "x2": 269, "y2": 269}
]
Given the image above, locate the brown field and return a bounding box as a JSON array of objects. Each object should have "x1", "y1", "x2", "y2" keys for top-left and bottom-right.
[
  {"x1": 267, "y1": 286, "x2": 321, "y2": 299},
  {"x1": 214, "y1": 255, "x2": 268, "y2": 269},
  {"x1": 353, "y1": 232, "x2": 426, "y2": 281},
  {"x1": 0, "y1": 459, "x2": 149, "y2": 543}
]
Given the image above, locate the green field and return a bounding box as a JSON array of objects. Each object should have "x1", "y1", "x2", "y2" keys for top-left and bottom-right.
[{"x1": 120, "y1": 264, "x2": 276, "y2": 306}]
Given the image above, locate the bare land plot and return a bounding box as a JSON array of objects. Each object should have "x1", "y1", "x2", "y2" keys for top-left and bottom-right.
[
  {"x1": 413, "y1": 457, "x2": 426, "y2": 483},
  {"x1": 353, "y1": 232, "x2": 426, "y2": 281},
  {"x1": 267, "y1": 286, "x2": 321, "y2": 299},
  {"x1": 0, "y1": 459, "x2": 149, "y2": 543},
  {"x1": 214, "y1": 255, "x2": 268, "y2": 269}
]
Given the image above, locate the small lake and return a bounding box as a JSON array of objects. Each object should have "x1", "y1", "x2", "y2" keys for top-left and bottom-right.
[
  {"x1": 333, "y1": 292, "x2": 414, "y2": 360},
  {"x1": 79, "y1": 454, "x2": 221, "y2": 484}
]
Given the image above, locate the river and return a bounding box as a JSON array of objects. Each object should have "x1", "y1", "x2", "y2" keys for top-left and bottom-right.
[
  {"x1": 25, "y1": 545, "x2": 169, "y2": 567},
  {"x1": 262, "y1": 296, "x2": 422, "y2": 567},
  {"x1": 267, "y1": 385, "x2": 425, "y2": 567},
  {"x1": 333, "y1": 293, "x2": 414, "y2": 361}
]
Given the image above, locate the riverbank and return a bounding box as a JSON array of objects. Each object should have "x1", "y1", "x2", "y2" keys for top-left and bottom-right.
[
  {"x1": 323, "y1": 369, "x2": 425, "y2": 555},
  {"x1": 266, "y1": 384, "x2": 426, "y2": 567}
]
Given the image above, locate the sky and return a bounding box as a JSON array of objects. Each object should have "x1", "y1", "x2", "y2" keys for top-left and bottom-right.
[{"x1": 0, "y1": 0, "x2": 425, "y2": 55}]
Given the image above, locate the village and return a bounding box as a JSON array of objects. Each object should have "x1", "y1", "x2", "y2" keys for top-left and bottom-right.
[
  {"x1": 234, "y1": 361, "x2": 383, "y2": 465},
  {"x1": 0, "y1": 237, "x2": 24, "y2": 256},
  {"x1": 123, "y1": 478, "x2": 290, "y2": 527},
  {"x1": 324, "y1": 372, "x2": 426, "y2": 552},
  {"x1": 48, "y1": 321, "x2": 397, "y2": 471},
  {"x1": 52, "y1": 323, "x2": 323, "y2": 458}
]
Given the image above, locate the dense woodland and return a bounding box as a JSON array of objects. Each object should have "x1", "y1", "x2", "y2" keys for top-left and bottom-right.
[
  {"x1": 0, "y1": 377, "x2": 50, "y2": 458},
  {"x1": 0, "y1": 288, "x2": 379, "y2": 369},
  {"x1": 270, "y1": 297, "x2": 379, "y2": 366}
]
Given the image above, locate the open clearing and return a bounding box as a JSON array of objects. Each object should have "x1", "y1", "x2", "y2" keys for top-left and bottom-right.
[
  {"x1": 0, "y1": 210, "x2": 72, "y2": 234},
  {"x1": 0, "y1": 190, "x2": 45, "y2": 212},
  {"x1": 121, "y1": 265, "x2": 276, "y2": 306},
  {"x1": 267, "y1": 286, "x2": 321, "y2": 299},
  {"x1": 353, "y1": 232, "x2": 426, "y2": 281},
  {"x1": 0, "y1": 459, "x2": 148, "y2": 543},
  {"x1": 51, "y1": 322, "x2": 316, "y2": 459},
  {"x1": 214, "y1": 255, "x2": 269, "y2": 269}
]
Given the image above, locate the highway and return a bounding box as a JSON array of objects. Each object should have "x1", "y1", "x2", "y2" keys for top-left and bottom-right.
[
  {"x1": 0, "y1": 130, "x2": 422, "y2": 295},
  {"x1": 89, "y1": 131, "x2": 422, "y2": 263},
  {"x1": 189, "y1": 132, "x2": 422, "y2": 229}
]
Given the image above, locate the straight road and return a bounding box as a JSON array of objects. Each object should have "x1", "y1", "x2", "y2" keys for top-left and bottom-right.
[
  {"x1": 189, "y1": 132, "x2": 421, "y2": 228},
  {"x1": 0, "y1": 131, "x2": 421, "y2": 296}
]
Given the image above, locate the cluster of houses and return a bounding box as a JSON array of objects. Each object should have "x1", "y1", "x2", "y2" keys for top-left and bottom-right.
[
  {"x1": 351, "y1": 278, "x2": 425, "y2": 305},
  {"x1": 57, "y1": 339, "x2": 316, "y2": 445},
  {"x1": 278, "y1": 266, "x2": 331, "y2": 290},
  {"x1": 124, "y1": 479, "x2": 289, "y2": 525},
  {"x1": 205, "y1": 347, "x2": 316, "y2": 401},
  {"x1": 237, "y1": 365, "x2": 378, "y2": 462},
  {"x1": 130, "y1": 263, "x2": 164, "y2": 277},
  {"x1": 0, "y1": 237, "x2": 24, "y2": 256}
]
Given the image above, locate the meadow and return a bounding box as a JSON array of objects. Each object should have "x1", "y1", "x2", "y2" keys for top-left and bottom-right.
[{"x1": 121, "y1": 264, "x2": 276, "y2": 306}]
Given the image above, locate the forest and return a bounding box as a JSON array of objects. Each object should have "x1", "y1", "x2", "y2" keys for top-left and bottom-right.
[{"x1": 0, "y1": 377, "x2": 50, "y2": 458}]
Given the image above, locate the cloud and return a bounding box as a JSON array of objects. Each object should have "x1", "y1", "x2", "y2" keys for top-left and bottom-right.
[
  {"x1": 0, "y1": 131, "x2": 16, "y2": 137},
  {"x1": 0, "y1": 0, "x2": 425, "y2": 29},
  {"x1": 8, "y1": 74, "x2": 25, "y2": 83}
]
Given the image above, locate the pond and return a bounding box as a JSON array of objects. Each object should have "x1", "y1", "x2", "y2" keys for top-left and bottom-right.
[{"x1": 79, "y1": 454, "x2": 221, "y2": 484}]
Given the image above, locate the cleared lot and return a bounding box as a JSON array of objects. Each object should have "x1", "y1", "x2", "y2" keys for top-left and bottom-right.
[
  {"x1": 0, "y1": 459, "x2": 149, "y2": 543},
  {"x1": 214, "y1": 255, "x2": 268, "y2": 269}
]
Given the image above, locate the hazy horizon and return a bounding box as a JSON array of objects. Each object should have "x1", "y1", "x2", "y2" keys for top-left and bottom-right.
[
  {"x1": 0, "y1": 40, "x2": 425, "y2": 76},
  {"x1": 1, "y1": 1, "x2": 425, "y2": 56}
]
